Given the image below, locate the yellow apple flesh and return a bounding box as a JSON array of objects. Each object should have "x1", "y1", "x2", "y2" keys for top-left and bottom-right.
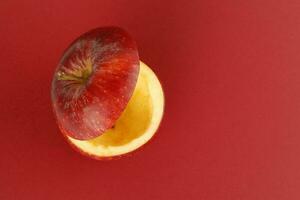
[{"x1": 66, "y1": 61, "x2": 164, "y2": 159}]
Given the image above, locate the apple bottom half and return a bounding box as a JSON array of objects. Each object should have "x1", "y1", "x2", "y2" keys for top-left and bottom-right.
[{"x1": 62, "y1": 61, "x2": 164, "y2": 160}]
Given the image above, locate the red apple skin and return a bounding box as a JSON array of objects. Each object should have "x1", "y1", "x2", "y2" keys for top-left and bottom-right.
[{"x1": 51, "y1": 27, "x2": 139, "y2": 140}]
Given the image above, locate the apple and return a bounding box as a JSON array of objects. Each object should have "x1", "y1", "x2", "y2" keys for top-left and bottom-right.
[{"x1": 51, "y1": 27, "x2": 164, "y2": 159}]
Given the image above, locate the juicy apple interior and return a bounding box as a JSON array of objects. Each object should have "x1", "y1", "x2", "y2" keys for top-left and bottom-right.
[
  {"x1": 68, "y1": 61, "x2": 164, "y2": 158},
  {"x1": 51, "y1": 27, "x2": 164, "y2": 158}
]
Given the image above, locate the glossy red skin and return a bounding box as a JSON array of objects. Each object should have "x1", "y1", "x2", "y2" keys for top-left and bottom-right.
[{"x1": 51, "y1": 27, "x2": 139, "y2": 140}]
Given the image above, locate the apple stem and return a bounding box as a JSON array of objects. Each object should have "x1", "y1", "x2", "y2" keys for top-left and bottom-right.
[
  {"x1": 57, "y1": 57, "x2": 93, "y2": 85},
  {"x1": 57, "y1": 72, "x2": 84, "y2": 82}
]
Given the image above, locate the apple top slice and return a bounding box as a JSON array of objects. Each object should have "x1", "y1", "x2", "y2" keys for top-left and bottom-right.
[{"x1": 51, "y1": 27, "x2": 140, "y2": 140}]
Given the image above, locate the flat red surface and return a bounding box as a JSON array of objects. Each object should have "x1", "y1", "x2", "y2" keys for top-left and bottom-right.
[{"x1": 1, "y1": 0, "x2": 300, "y2": 199}]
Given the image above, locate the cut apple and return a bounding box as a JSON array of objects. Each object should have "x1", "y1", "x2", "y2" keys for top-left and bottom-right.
[
  {"x1": 51, "y1": 27, "x2": 165, "y2": 159},
  {"x1": 67, "y1": 61, "x2": 164, "y2": 158}
]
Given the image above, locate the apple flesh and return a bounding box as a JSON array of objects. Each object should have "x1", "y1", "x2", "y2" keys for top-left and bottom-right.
[
  {"x1": 51, "y1": 27, "x2": 139, "y2": 140},
  {"x1": 67, "y1": 61, "x2": 164, "y2": 159}
]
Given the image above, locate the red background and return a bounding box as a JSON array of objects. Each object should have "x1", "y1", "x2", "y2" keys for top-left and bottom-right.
[{"x1": 1, "y1": 0, "x2": 300, "y2": 199}]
